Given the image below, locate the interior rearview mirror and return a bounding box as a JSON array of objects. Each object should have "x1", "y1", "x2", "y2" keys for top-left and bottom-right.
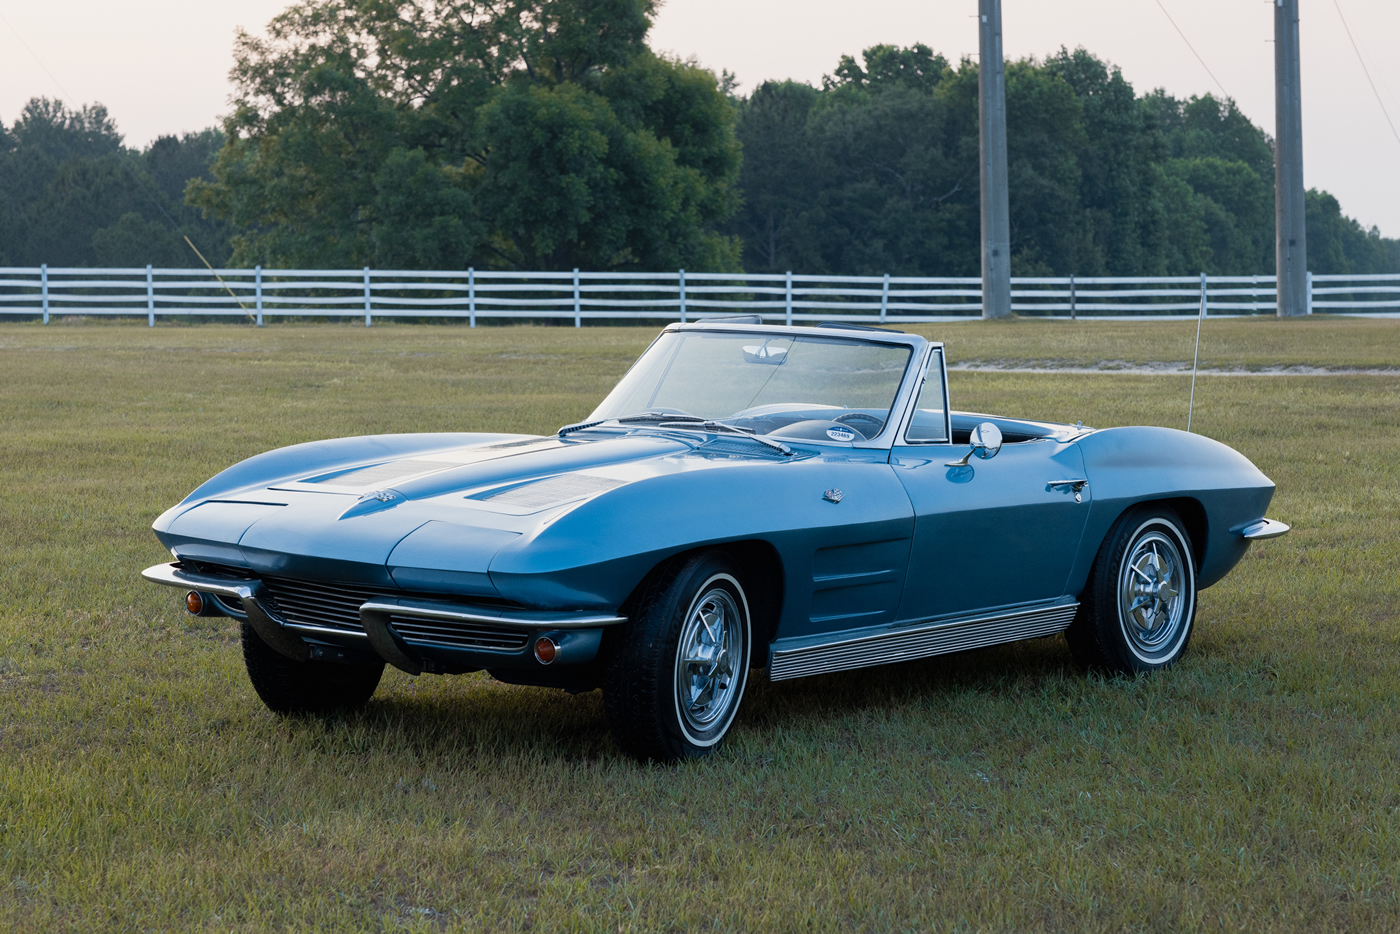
[{"x1": 742, "y1": 343, "x2": 788, "y2": 365}]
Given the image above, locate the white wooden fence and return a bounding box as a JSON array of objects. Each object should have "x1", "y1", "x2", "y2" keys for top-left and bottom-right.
[{"x1": 1, "y1": 266, "x2": 1397, "y2": 325}]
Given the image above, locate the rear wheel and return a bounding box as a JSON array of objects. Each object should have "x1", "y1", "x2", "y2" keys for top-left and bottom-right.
[
  {"x1": 1067, "y1": 507, "x2": 1197, "y2": 674},
  {"x1": 604, "y1": 552, "x2": 752, "y2": 762},
  {"x1": 241, "y1": 622, "x2": 384, "y2": 714}
]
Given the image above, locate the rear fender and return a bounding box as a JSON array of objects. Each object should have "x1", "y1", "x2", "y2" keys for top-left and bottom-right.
[{"x1": 1068, "y1": 427, "x2": 1275, "y2": 593}]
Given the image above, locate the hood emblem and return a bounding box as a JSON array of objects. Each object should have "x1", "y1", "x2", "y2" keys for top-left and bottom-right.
[
  {"x1": 823, "y1": 488, "x2": 844, "y2": 504},
  {"x1": 359, "y1": 489, "x2": 398, "y2": 503},
  {"x1": 825, "y1": 426, "x2": 857, "y2": 442}
]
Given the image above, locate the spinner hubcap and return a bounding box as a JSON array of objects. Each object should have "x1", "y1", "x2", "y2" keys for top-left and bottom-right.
[
  {"x1": 675, "y1": 587, "x2": 743, "y2": 733},
  {"x1": 1118, "y1": 530, "x2": 1188, "y2": 657}
]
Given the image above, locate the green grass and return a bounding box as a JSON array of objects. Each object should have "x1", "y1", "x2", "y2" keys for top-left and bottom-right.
[{"x1": 2, "y1": 318, "x2": 1398, "y2": 931}]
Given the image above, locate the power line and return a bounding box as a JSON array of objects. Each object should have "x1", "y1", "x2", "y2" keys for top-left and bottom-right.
[
  {"x1": 1331, "y1": 0, "x2": 1400, "y2": 150},
  {"x1": 1152, "y1": 0, "x2": 1232, "y2": 101}
]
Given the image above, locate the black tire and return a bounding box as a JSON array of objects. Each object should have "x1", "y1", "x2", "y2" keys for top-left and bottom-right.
[
  {"x1": 604, "y1": 552, "x2": 752, "y2": 762},
  {"x1": 240, "y1": 622, "x2": 384, "y2": 715},
  {"x1": 1066, "y1": 506, "x2": 1198, "y2": 675}
]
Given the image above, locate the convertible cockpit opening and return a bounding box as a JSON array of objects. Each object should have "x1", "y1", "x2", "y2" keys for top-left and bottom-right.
[{"x1": 948, "y1": 413, "x2": 1060, "y2": 445}]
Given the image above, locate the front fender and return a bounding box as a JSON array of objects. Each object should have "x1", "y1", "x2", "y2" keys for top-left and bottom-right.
[{"x1": 487, "y1": 456, "x2": 916, "y2": 614}]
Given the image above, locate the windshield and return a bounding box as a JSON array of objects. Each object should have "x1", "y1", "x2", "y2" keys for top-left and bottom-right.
[{"x1": 588, "y1": 331, "x2": 913, "y2": 443}]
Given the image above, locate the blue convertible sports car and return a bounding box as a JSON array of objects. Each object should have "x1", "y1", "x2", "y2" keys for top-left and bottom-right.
[{"x1": 143, "y1": 320, "x2": 1289, "y2": 761}]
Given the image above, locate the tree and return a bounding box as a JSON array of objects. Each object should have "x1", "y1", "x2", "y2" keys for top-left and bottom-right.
[
  {"x1": 0, "y1": 98, "x2": 234, "y2": 266},
  {"x1": 728, "y1": 44, "x2": 1398, "y2": 278},
  {"x1": 189, "y1": 0, "x2": 742, "y2": 271}
]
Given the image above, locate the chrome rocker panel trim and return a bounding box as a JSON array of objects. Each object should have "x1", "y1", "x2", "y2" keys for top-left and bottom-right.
[
  {"x1": 1236, "y1": 518, "x2": 1290, "y2": 540},
  {"x1": 767, "y1": 601, "x2": 1080, "y2": 681}
]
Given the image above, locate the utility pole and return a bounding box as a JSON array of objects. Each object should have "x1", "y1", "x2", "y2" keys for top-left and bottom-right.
[
  {"x1": 978, "y1": 0, "x2": 1012, "y2": 319},
  {"x1": 1275, "y1": 0, "x2": 1308, "y2": 316}
]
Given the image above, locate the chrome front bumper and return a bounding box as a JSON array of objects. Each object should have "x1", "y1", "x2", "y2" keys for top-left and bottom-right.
[{"x1": 141, "y1": 562, "x2": 625, "y2": 674}]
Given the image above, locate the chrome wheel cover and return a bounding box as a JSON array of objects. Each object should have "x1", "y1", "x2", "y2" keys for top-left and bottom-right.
[
  {"x1": 1118, "y1": 528, "x2": 1189, "y2": 660},
  {"x1": 674, "y1": 583, "x2": 744, "y2": 738}
]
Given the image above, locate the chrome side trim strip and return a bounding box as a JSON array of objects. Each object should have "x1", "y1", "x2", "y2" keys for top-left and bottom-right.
[
  {"x1": 768, "y1": 602, "x2": 1079, "y2": 681},
  {"x1": 358, "y1": 598, "x2": 626, "y2": 632},
  {"x1": 1237, "y1": 518, "x2": 1290, "y2": 540}
]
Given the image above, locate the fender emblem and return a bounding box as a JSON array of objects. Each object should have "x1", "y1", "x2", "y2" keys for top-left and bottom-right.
[{"x1": 823, "y1": 489, "x2": 844, "y2": 504}]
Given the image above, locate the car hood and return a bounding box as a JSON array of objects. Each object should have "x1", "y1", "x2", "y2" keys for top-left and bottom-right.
[{"x1": 153, "y1": 430, "x2": 794, "y2": 594}]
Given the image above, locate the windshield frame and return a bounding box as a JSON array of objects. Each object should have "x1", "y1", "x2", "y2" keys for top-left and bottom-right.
[{"x1": 589, "y1": 322, "x2": 935, "y2": 451}]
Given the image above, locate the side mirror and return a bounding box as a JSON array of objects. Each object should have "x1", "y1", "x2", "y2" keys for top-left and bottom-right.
[{"x1": 946, "y1": 422, "x2": 1003, "y2": 467}]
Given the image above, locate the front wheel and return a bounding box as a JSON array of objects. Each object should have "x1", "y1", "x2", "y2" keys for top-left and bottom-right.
[
  {"x1": 241, "y1": 621, "x2": 384, "y2": 715},
  {"x1": 1066, "y1": 507, "x2": 1198, "y2": 674},
  {"x1": 604, "y1": 552, "x2": 752, "y2": 762}
]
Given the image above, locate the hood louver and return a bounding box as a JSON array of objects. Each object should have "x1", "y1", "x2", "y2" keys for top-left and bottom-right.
[{"x1": 483, "y1": 475, "x2": 625, "y2": 510}]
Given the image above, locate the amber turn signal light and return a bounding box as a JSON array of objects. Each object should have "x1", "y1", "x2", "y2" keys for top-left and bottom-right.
[
  {"x1": 185, "y1": 591, "x2": 205, "y2": 615},
  {"x1": 534, "y1": 636, "x2": 558, "y2": 665}
]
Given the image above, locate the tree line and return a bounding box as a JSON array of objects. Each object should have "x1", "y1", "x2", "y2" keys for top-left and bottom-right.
[{"x1": 1, "y1": 0, "x2": 1395, "y2": 276}]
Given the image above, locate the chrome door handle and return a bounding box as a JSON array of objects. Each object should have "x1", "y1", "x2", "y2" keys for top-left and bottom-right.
[{"x1": 1046, "y1": 479, "x2": 1089, "y2": 502}]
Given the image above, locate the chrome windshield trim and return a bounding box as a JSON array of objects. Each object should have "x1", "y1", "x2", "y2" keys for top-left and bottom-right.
[{"x1": 603, "y1": 323, "x2": 934, "y2": 452}]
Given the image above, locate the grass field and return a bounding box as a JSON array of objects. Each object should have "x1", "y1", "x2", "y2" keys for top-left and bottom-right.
[{"x1": 1, "y1": 316, "x2": 1398, "y2": 931}]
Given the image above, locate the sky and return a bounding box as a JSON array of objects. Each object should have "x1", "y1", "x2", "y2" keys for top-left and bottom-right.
[{"x1": 3, "y1": 0, "x2": 1398, "y2": 236}]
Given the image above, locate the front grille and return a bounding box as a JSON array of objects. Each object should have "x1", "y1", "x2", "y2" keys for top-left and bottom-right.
[
  {"x1": 260, "y1": 577, "x2": 388, "y2": 633},
  {"x1": 194, "y1": 563, "x2": 531, "y2": 652},
  {"x1": 388, "y1": 615, "x2": 529, "y2": 651}
]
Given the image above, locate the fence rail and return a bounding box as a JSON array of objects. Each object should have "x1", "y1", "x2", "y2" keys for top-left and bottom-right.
[{"x1": 1, "y1": 266, "x2": 1397, "y2": 325}]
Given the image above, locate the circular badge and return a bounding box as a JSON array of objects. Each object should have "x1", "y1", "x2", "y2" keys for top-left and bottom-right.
[{"x1": 825, "y1": 426, "x2": 857, "y2": 442}]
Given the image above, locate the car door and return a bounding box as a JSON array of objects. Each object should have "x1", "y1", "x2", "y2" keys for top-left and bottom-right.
[{"x1": 888, "y1": 352, "x2": 1091, "y2": 622}]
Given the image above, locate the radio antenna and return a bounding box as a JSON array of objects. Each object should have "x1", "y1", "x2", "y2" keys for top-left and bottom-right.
[{"x1": 1187, "y1": 271, "x2": 1206, "y2": 433}]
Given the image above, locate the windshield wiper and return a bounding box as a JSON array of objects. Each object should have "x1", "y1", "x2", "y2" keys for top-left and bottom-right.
[
  {"x1": 616, "y1": 412, "x2": 705, "y2": 424},
  {"x1": 558, "y1": 411, "x2": 704, "y2": 437},
  {"x1": 561, "y1": 412, "x2": 793, "y2": 456},
  {"x1": 656, "y1": 420, "x2": 792, "y2": 456}
]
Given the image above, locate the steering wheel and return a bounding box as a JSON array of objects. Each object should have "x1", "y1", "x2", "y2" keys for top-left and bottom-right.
[{"x1": 833, "y1": 412, "x2": 885, "y2": 438}]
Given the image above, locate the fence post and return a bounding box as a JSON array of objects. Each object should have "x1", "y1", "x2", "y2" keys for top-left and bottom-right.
[
  {"x1": 41, "y1": 264, "x2": 49, "y2": 324},
  {"x1": 363, "y1": 267, "x2": 372, "y2": 326},
  {"x1": 255, "y1": 265, "x2": 264, "y2": 327},
  {"x1": 573, "y1": 268, "x2": 581, "y2": 327},
  {"x1": 468, "y1": 267, "x2": 475, "y2": 328},
  {"x1": 1069, "y1": 274, "x2": 1076, "y2": 321},
  {"x1": 784, "y1": 270, "x2": 793, "y2": 326},
  {"x1": 1251, "y1": 274, "x2": 1259, "y2": 314},
  {"x1": 679, "y1": 269, "x2": 686, "y2": 323},
  {"x1": 146, "y1": 264, "x2": 155, "y2": 327},
  {"x1": 1306, "y1": 270, "x2": 1314, "y2": 315},
  {"x1": 879, "y1": 273, "x2": 889, "y2": 323},
  {"x1": 1200, "y1": 271, "x2": 1208, "y2": 318}
]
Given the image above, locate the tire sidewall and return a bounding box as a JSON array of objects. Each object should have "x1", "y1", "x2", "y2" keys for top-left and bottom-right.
[
  {"x1": 1103, "y1": 511, "x2": 1197, "y2": 672},
  {"x1": 668, "y1": 569, "x2": 752, "y2": 751}
]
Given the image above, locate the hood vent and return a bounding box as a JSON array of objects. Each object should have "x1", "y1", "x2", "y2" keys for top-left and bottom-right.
[
  {"x1": 483, "y1": 474, "x2": 625, "y2": 510},
  {"x1": 312, "y1": 459, "x2": 461, "y2": 488}
]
